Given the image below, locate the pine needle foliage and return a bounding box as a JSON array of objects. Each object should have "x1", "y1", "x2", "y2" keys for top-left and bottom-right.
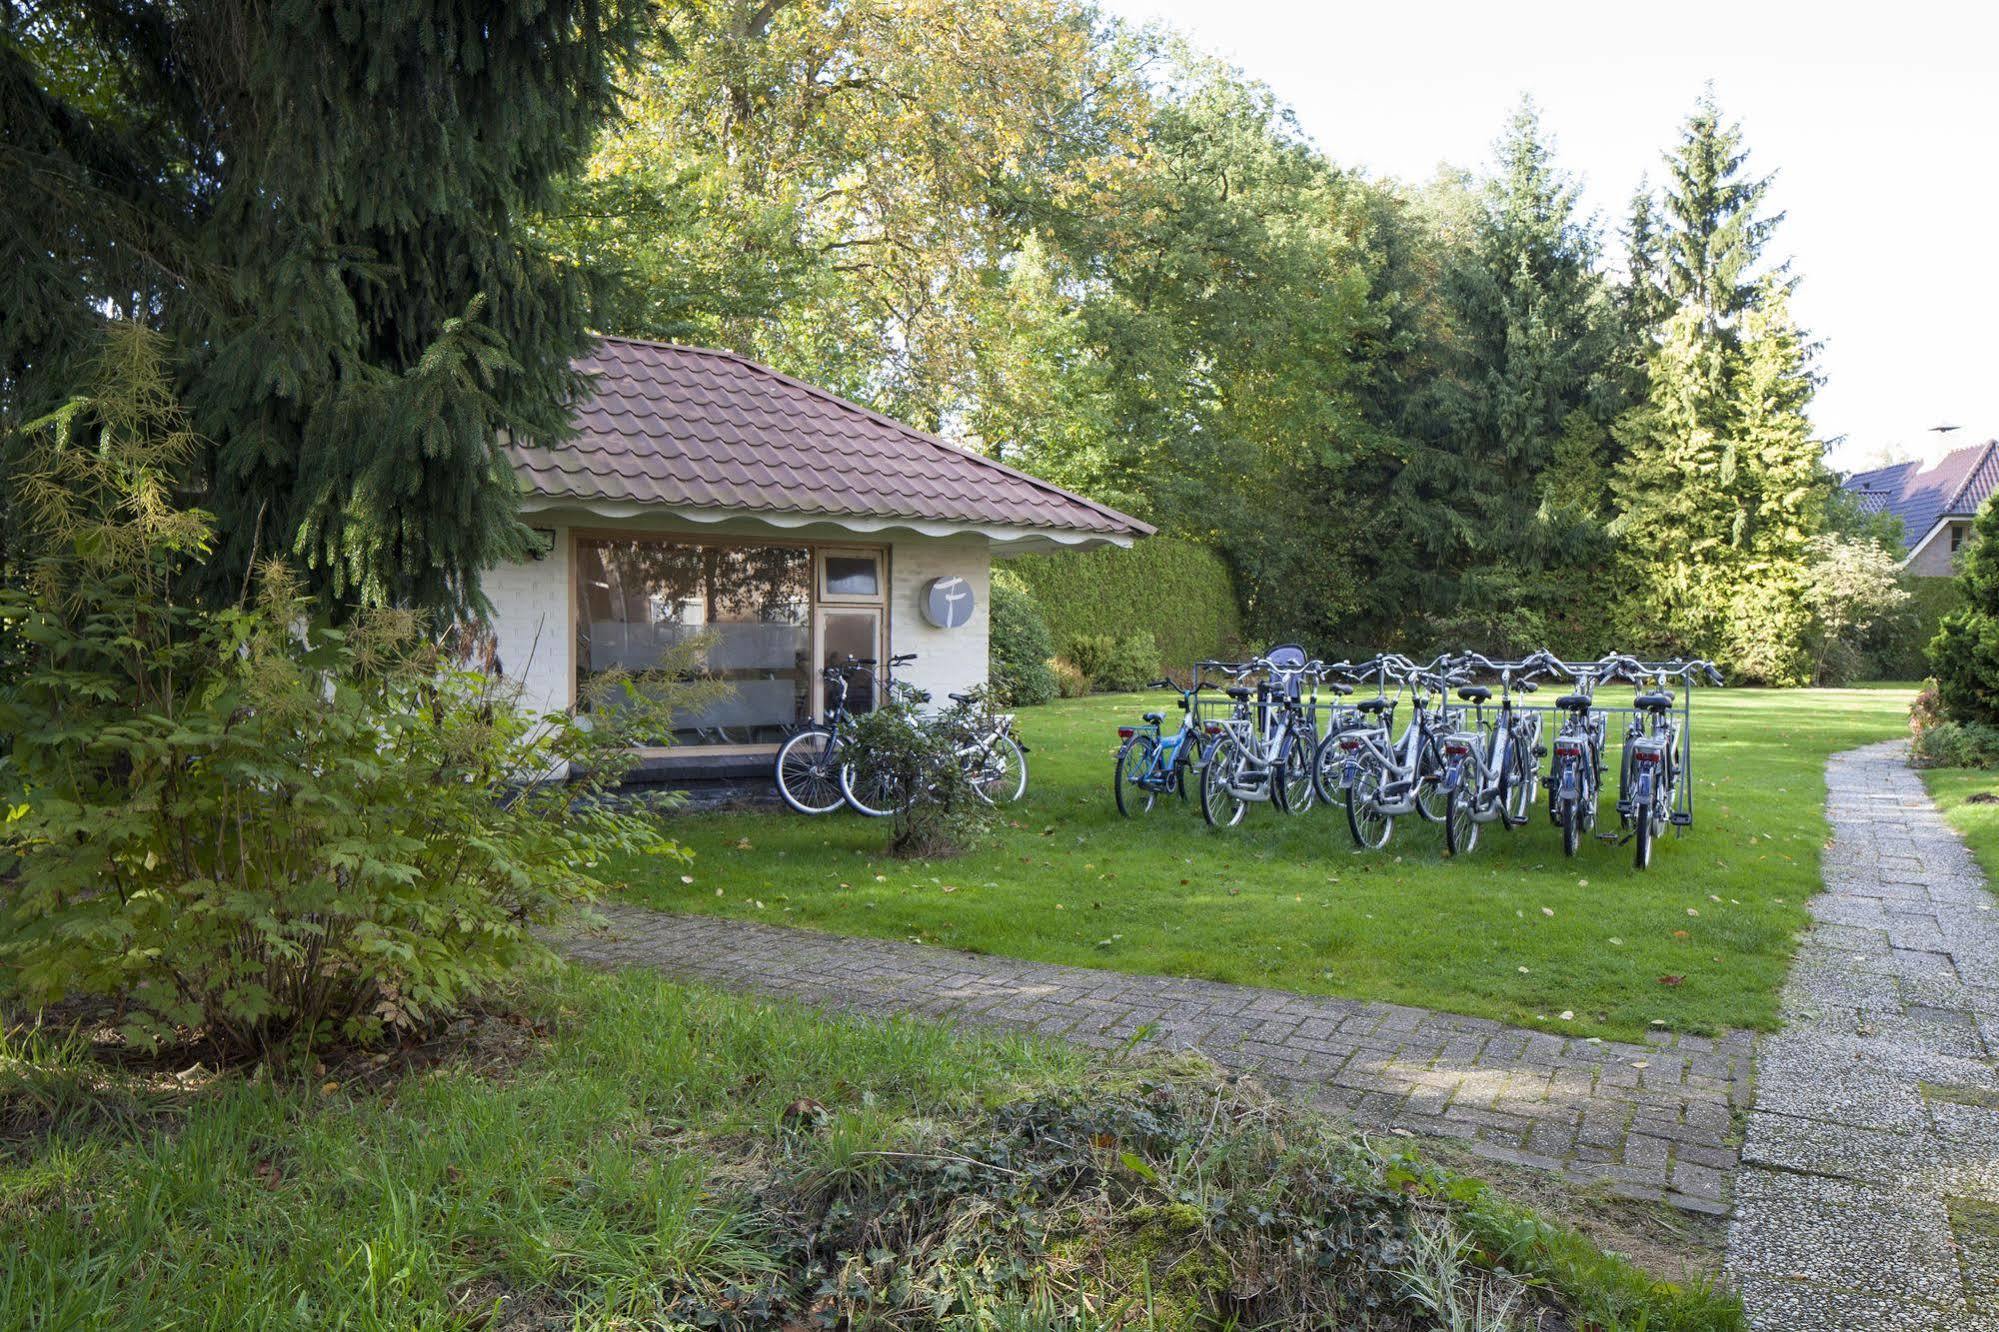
[{"x1": 1, "y1": 0, "x2": 644, "y2": 614}]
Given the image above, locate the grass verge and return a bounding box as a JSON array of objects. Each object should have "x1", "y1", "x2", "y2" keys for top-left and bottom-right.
[
  {"x1": 1919, "y1": 764, "x2": 1999, "y2": 878},
  {"x1": 2, "y1": 965, "x2": 1741, "y2": 1329},
  {"x1": 619, "y1": 686, "x2": 1914, "y2": 1040}
]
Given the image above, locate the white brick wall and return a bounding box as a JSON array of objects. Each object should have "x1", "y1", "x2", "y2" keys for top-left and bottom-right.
[
  {"x1": 483, "y1": 523, "x2": 572, "y2": 717},
  {"x1": 889, "y1": 536, "x2": 990, "y2": 703}
]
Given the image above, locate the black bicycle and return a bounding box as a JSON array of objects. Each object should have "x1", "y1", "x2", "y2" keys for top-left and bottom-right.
[{"x1": 773, "y1": 652, "x2": 915, "y2": 814}]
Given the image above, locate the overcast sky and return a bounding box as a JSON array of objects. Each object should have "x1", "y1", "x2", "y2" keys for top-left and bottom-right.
[{"x1": 1102, "y1": 0, "x2": 1998, "y2": 471}]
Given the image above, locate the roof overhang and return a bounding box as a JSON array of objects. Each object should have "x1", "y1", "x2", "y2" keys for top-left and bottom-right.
[
  {"x1": 522, "y1": 494, "x2": 1139, "y2": 554},
  {"x1": 1900, "y1": 515, "x2": 1963, "y2": 568}
]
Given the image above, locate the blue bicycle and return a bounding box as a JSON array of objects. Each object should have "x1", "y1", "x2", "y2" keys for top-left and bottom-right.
[{"x1": 1112, "y1": 673, "x2": 1213, "y2": 816}]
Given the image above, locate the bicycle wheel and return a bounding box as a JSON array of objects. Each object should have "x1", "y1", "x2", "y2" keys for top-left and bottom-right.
[
  {"x1": 1444, "y1": 783, "x2": 1479, "y2": 855},
  {"x1": 1500, "y1": 737, "x2": 1535, "y2": 827},
  {"x1": 775, "y1": 728, "x2": 846, "y2": 815},
  {"x1": 972, "y1": 734, "x2": 1028, "y2": 805},
  {"x1": 1114, "y1": 734, "x2": 1160, "y2": 817},
  {"x1": 1414, "y1": 735, "x2": 1450, "y2": 823},
  {"x1": 839, "y1": 753, "x2": 902, "y2": 818},
  {"x1": 1560, "y1": 796, "x2": 1581, "y2": 857},
  {"x1": 1344, "y1": 758, "x2": 1393, "y2": 849},
  {"x1": 1274, "y1": 727, "x2": 1316, "y2": 815},
  {"x1": 1634, "y1": 799, "x2": 1654, "y2": 869},
  {"x1": 1312, "y1": 731, "x2": 1348, "y2": 806},
  {"x1": 1201, "y1": 737, "x2": 1250, "y2": 828}
]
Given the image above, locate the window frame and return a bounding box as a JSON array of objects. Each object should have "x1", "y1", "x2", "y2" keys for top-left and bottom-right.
[
  {"x1": 816, "y1": 547, "x2": 886, "y2": 605},
  {"x1": 567, "y1": 528, "x2": 888, "y2": 755}
]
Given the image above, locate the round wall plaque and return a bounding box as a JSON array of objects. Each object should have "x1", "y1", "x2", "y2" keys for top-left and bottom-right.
[{"x1": 920, "y1": 576, "x2": 976, "y2": 629}]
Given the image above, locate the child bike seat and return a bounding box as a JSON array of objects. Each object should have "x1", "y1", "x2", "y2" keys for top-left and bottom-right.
[{"x1": 1456, "y1": 685, "x2": 1492, "y2": 703}]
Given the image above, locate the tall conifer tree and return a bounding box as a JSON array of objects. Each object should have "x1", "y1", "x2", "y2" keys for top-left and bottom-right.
[
  {"x1": 2, "y1": 0, "x2": 640, "y2": 612},
  {"x1": 1659, "y1": 88, "x2": 1785, "y2": 336},
  {"x1": 1388, "y1": 100, "x2": 1615, "y2": 636}
]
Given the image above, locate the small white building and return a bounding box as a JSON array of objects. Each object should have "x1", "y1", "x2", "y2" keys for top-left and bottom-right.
[{"x1": 485, "y1": 336, "x2": 1151, "y2": 778}]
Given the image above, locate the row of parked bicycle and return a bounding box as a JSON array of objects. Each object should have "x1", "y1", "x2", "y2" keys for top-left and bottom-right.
[
  {"x1": 772, "y1": 654, "x2": 1030, "y2": 818},
  {"x1": 1111, "y1": 648, "x2": 1722, "y2": 869}
]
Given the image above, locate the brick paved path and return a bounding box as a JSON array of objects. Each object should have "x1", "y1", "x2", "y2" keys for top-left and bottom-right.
[
  {"x1": 570, "y1": 904, "x2": 1752, "y2": 1212},
  {"x1": 1727, "y1": 742, "x2": 1999, "y2": 1331}
]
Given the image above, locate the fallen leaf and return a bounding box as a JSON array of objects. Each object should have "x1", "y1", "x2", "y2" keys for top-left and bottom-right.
[
  {"x1": 680, "y1": 875, "x2": 695, "y2": 885},
  {"x1": 1541, "y1": 907, "x2": 1555, "y2": 917},
  {"x1": 1658, "y1": 975, "x2": 1685, "y2": 987},
  {"x1": 1558, "y1": 1010, "x2": 1574, "y2": 1021},
  {"x1": 1607, "y1": 937, "x2": 1625, "y2": 946},
  {"x1": 1686, "y1": 907, "x2": 1700, "y2": 916}
]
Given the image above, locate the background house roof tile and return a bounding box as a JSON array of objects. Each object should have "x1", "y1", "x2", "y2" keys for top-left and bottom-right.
[
  {"x1": 511, "y1": 337, "x2": 1153, "y2": 539},
  {"x1": 1842, "y1": 440, "x2": 1999, "y2": 551}
]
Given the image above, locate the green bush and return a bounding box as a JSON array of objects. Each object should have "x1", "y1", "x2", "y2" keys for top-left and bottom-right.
[
  {"x1": 1064, "y1": 634, "x2": 1117, "y2": 684},
  {"x1": 1931, "y1": 498, "x2": 1999, "y2": 724},
  {"x1": 1062, "y1": 632, "x2": 1158, "y2": 693},
  {"x1": 0, "y1": 326, "x2": 687, "y2": 1057},
  {"x1": 987, "y1": 577, "x2": 1056, "y2": 706},
  {"x1": 1863, "y1": 576, "x2": 1963, "y2": 681},
  {"x1": 1050, "y1": 657, "x2": 1091, "y2": 698},
  {"x1": 1000, "y1": 536, "x2": 1241, "y2": 674},
  {"x1": 841, "y1": 686, "x2": 995, "y2": 857},
  {"x1": 1910, "y1": 720, "x2": 1999, "y2": 769}
]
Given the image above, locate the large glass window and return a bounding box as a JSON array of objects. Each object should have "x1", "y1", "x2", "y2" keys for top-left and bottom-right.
[{"x1": 576, "y1": 538, "x2": 811, "y2": 747}]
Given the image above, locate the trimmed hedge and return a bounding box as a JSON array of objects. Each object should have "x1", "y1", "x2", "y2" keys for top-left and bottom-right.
[
  {"x1": 1863, "y1": 575, "x2": 1963, "y2": 681},
  {"x1": 997, "y1": 537, "x2": 1241, "y2": 677}
]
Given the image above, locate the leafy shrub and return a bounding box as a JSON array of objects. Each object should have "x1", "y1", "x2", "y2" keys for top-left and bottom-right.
[
  {"x1": 987, "y1": 576, "x2": 1056, "y2": 706},
  {"x1": 1910, "y1": 720, "x2": 1999, "y2": 770},
  {"x1": 1931, "y1": 497, "x2": 1999, "y2": 725},
  {"x1": 0, "y1": 326, "x2": 688, "y2": 1057},
  {"x1": 1062, "y1": 631, "x2": 1158, "y2": 692},
  {"x1": 1063, "y1": 633, "x2": 1117, "y2": 684},
  {"x1": 1050, "y1": 657, "x2": 1091, "y2": 698},
  {"x1": 841, "y1": 686, "x2": 995, "y2": 857},
  {"x1": 1003, "y1": 536, "x2": 1240, "y2": 673},
  {"x1": 1861, "y1": 576, "x2": 1961, "y2": 681}
]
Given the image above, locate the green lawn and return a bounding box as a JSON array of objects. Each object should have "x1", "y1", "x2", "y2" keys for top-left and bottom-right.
[
  {"x1": 2, "y1": 966, "x2": 1741, "y2": 1330},
  {"x1": 618, "y1": 685, "x2": 1915, "y2": 1041},
  {"x1": 1920, "y1": 764, "x2": 1999, "y2": 876}
]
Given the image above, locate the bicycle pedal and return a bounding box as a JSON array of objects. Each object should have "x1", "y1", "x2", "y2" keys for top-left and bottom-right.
[
  {"x1": 1532, "y1": 745, "x2": 1548, "y2": 757},
  {"x1": 1669, "y1": 812, "x2": 1692, "y2": 827}
]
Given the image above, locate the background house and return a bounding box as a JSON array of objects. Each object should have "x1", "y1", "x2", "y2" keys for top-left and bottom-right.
[
  {"x1": 485, "y1": 336, "x2": 1151, "y2": 778},
  {"x1": 1843, "y1": 440, "x2": 1999, "y2": 575}
]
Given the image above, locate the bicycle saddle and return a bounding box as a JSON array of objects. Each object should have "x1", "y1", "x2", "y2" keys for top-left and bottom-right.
[
  {"x1": 1142, "y1": 711, "x2": 1164, "y2": 725},
  {"x1": 948, "y1": 691, "x2": 977, "y2": 704},
  {"x1": 1327, "y1": 683, "x2": 1353, "y2": 696},
  {"x1": 1555, "y1": 693, "x2": 1592, "y2": 711},
  {"x1": 1517, "y1": 680, "x2": 1538, "y2": 693},
  {"x1": 1456, "y1": 685, "x2": 1492, "y2": 703},
  {"x1": 1225, "y1": 686, "x2": 1253, "y2": 701},
  {"x1": 1634, "y1": 691, "x2": 1675, "y2": 712},
  {"x1": 1355, "y1": 698, "x2": 1391, "y2": 714}
]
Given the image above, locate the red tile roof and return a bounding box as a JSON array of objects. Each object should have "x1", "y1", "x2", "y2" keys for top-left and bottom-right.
[
  {"x1": 1843, "y1": 441, "x2": 1999, "y2": 552},
  {"x1": 510, "y1": 337, "x2": 1152, "y2": 540}
]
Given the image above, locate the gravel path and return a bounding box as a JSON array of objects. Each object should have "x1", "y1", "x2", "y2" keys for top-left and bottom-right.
[{"x1": 1726, "y1": 740, "x2": 1999, "y2": 1331}]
